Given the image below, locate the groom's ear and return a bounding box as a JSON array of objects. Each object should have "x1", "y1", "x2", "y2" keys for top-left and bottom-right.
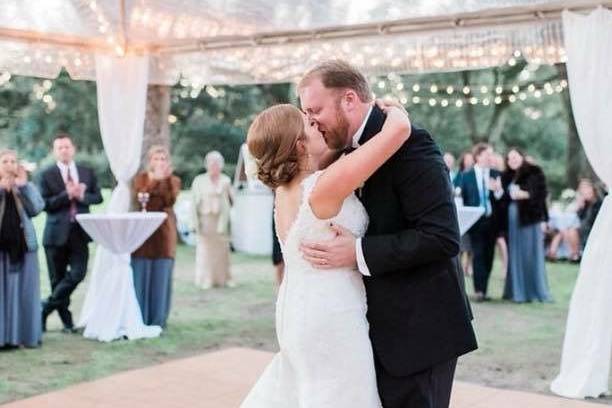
[{"x1": 341, "y1": 89, "x2": 359, "y2": 112}]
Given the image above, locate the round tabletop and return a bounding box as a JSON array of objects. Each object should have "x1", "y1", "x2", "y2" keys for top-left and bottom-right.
[{"x1": 76, "y1": 212, "x2": 167, "y2": 254}]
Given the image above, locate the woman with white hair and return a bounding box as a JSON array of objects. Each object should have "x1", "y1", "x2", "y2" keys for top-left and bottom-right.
[{"x1": 191, "y1": 151, "x2": 234, "y2": 289}]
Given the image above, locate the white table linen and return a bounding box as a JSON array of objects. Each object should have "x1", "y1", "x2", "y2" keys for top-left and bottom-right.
[
  {"x1": 77, "y1": 212, "x2": 166, "y2": 342},
  {"x1": 457, "y1": 206, "x2": 484, "y2": 236}
]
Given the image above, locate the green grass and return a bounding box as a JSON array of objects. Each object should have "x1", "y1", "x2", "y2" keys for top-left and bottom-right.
[{"x1": 1, "y1": 193, "x2": 610, "y2": 404}]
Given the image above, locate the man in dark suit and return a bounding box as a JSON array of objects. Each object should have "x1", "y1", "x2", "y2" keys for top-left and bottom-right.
[
  {"x1": 458, "y1": 143, "x2": 503, "y2": 302},
  {"x1": 39, "y1": 133, "x2": 103, "y2": 332},
  {"x1": 299, "y1": 60, "x2": 477, "y2": 408}
]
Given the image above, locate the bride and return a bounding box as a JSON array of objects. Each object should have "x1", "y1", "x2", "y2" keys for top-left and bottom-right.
[{"x1": 241, "y1": 99, "x2": 411, "y2": 407}]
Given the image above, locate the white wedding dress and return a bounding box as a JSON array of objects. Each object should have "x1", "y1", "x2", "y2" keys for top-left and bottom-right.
[{"x1": 241, "y1": 171, "x2": 382, "y2": 407}]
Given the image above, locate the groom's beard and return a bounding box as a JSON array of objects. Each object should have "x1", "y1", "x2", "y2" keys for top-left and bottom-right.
[{"x1": 325, "y1": 108, "x2": 351, "y2": 150}]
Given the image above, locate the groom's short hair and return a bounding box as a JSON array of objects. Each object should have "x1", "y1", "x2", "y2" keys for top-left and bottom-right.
[{"x1": 299, "y1": 60, "x2": 372, "y2": 103}]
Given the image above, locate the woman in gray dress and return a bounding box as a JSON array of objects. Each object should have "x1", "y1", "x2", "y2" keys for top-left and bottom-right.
[
  {"x1": 502, "y1": 148, "x2": 552, "y2": 303},
  {"x1": 0, "y1": 149, "x2": 45, "y2": 348}
]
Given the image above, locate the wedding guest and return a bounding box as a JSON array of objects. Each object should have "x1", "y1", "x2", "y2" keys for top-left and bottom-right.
[
  {"x1": 491, "y1": 151, "x2": 509, "y2": 277},
  {"x1": 455, "y1": 150, "x2": 475, "y2": 277},
  {"x1": 502, "y1": 148, "x2": 552, "y2": 303},
  {"x1": 131, "y1": 145, "x2": 181, "y2": 327},
  {"x1": 0, "y1": 150, "x2": 45, "y2": 349},
  {"x1": 576, "y1": 179, "x2": 603, "y2": 250},
  {"x1": 458, "y1": 143, "x2": 503, "y2": 301},
  {"x1": 191, "y1": 151, "x2": 234, "y2": 289},
  {"x1": 453, "y1": 151, "x2": 475, "y2": 187},
  {"x1": 272, "y1": 210, "x2": 284, "y2": 287},
  {"x1": 40, "y1": 134, "x2": 102, "y2": 333},
  {"x1": 547, "y1": 193, "x2": 581, "y2": 263},
  {"x1": 443, "y1": 152, "x2": 457, "y2": 183}
]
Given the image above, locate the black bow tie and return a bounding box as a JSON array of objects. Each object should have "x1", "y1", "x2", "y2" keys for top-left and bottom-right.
[{"x1": 343, "y1": 146, "x2": 357, "y2": 155}]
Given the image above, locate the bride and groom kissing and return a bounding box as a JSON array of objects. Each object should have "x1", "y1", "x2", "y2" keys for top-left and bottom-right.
[{"x1": 242, "y1": 60, "x2": 477, "y2": 408}]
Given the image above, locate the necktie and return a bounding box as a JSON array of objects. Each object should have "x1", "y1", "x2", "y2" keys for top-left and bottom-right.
[
  {"x1": 481, "y1": 171, "x2": 491, "y2": 217},
  {"x1": 66, "y1": 169, "x2": 77, "y2": 222}
]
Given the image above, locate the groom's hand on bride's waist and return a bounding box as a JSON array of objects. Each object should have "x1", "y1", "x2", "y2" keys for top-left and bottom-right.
[{"x1": 300, "y1": 224, "x2": 357, "y2": 270}]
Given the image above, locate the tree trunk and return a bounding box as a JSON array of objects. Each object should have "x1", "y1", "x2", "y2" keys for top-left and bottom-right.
[
  {"x1": 461, "y1": 71, "x2": 481, "y2": 144},
  {"x1": 141, "y1": 84, "x2": 171, "y2": 168},
  {"x1": 556, "y1": 63, "x2": 596, "y2": 188}
]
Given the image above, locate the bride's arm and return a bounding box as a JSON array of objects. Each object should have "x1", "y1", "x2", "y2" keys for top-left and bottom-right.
[{"x1": 309, "y1": 103, "x2": 411, "y2": 219}]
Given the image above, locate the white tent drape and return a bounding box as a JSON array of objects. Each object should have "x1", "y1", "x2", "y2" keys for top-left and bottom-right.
[
  {"x1": 551, "y1": 7, "x2": 612, "y2": 399},
  {"x1": 78, "y1": 54, "x2": 161, "y2": 341}
]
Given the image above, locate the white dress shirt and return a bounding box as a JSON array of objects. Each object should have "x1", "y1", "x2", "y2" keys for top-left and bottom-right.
[
  {"x1": 473, "y1": 164, "x2": 503, "y2": 217},
  {"x1": 353, "y1": 105, "x2": 373, "y2": 277},
  {"x1": 57, "y1": 161, "x2": 79, "y2": 184}
]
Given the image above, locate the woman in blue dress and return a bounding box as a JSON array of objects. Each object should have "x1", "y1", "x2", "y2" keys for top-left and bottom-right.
[{"x1": 502, "y1": 148, "x2": 552, "y2": 302}]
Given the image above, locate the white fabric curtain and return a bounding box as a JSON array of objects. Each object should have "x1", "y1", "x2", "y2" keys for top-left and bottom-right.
[
  {"x1": 551, "y1": 7, "x2": 612, "y2": 399},
  {"x1": 95, "y1": 54, "x2": 149, "y2": 213},
  {"x1": 78, "y1": 54, "x2": 161, "y2": 341}
]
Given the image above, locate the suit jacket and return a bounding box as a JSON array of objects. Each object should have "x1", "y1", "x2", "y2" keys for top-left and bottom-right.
[
  {"x1": 459, "y1": 167, "x2": 502, "y2": 234},
  {"x1": 39, "y1": 163, "x2": 103, "y2": 247},
  {"x1": 359, "y1": 105, "x2": 477, "y2": 376}
]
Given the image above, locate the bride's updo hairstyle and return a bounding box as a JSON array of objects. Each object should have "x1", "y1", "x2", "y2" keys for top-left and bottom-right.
[{"x1": 247, "y1": 104, "x2": 306, "y2": 189}]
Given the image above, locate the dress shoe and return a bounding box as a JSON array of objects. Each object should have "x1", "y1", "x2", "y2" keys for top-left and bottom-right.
[{"x1": 61, "y1": 326, "x2": 78, "y2": 334}]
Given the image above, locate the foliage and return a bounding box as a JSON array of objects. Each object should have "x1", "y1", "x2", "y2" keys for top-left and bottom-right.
[{"x1": 0, "y1": 65, "x2": 587, "y2": 197}]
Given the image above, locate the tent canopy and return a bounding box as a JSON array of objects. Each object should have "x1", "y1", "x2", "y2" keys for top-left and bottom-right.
[{"x1": 0, "y1": 0, "x2": 610, "y2": 84}]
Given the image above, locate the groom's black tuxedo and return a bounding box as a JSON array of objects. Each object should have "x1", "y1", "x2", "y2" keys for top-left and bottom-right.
[{"x1": 357, "y1": 105, "x2": 477, "y2": 407}]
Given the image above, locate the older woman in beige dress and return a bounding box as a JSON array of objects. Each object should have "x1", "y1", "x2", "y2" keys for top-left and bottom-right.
[{"x1": 191, "y1": 151, "x2": 234, "y2": 289}]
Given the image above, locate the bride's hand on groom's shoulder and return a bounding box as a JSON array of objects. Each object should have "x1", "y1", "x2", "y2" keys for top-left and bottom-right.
[
  {"x1": 300, "y1": 223, "x2": 358, "y2": 270},
  {"x1": 376, "y1": 99, "x2": 411, "y2": 139},
  {"x1": 376, "y1": 98, "x2": 409, "y2": 117}
]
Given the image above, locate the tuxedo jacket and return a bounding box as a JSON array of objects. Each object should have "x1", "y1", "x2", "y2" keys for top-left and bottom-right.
[
  {"x1": 39, "y1": 164, "x2": 103, "y2": 247},
  {"x1": 358, "y1": 105, "x2": 478, "y2": 376}
]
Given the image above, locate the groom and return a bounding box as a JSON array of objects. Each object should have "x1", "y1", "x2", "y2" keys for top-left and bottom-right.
[{"x1": 299, "y1": 60, "x2": 477, "y2": 408}]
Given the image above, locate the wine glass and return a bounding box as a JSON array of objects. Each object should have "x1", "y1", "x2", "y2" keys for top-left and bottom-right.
[{"x1": 137, "y1": 192, "x2": 150, "y2": 212}]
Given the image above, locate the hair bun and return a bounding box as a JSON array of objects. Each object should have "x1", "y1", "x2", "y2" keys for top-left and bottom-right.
[{"x1": 246, "y1": 104, "x2": 306, "y2": 189}]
